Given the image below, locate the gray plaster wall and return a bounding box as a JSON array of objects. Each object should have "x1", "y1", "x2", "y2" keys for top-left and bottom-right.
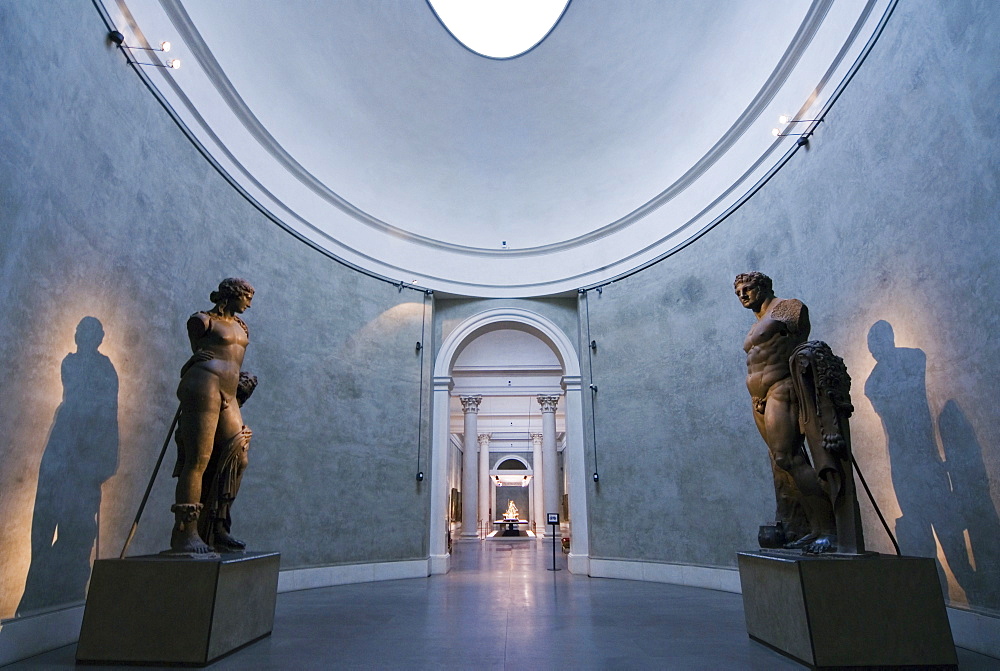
[
  {"x1": 0, "y1": 1, "x2": 429, "y2": 621},
  {"x1": 582, "y1": 0, "x2": 1000, "y2": 618}
]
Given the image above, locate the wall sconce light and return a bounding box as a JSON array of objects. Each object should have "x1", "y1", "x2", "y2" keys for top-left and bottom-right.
[
  {"x1": 777, "y1": 115, "x2": 821, "y2": 125},
  {"x1": 416, "y1": 471, "x2": 424, "y2": 481},
  {"x1": 109, "y1": 31, "x2": 181, "y2": 69},
  {"x1": 771, "y1": 116, "x2": 823, "y2": 138}
]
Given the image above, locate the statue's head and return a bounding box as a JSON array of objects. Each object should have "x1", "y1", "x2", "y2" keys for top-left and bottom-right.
[
  {"x1": 734, "y1": 272, "x2": 773, "y2": 311},
  {"x1": 210, "y1": 278, "x2": 254, "y2": 312}
]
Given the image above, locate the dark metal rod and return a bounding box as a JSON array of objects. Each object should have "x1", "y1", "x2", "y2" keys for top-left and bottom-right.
[
  {"x1": 119, "y1": 405, "x2": 181, "y2": 558},
  {"x1": 416, "y1": 292, "x2": 427, "y2": 479},
  {"x1": 584, "y1": 291, "x2": 599, "y2": 480},
  {"x1": 851, "y1": 453, "x2": 901, "y2": 556}
]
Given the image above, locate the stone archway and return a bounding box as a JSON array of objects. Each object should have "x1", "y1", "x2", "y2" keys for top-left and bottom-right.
[{"x1": 428, "y1": 308, "x2": 590, "y2": 575}]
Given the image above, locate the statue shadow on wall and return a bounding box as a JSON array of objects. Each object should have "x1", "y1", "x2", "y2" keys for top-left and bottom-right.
[
  {"x1": 865, "y1": 319, "x2": 999, "y2": 609},
  {"x1": 15, "y1": 317, "x2": 119, "y2": 617},
  {"x1": 937, "y1": 399, "x2": 1000, "y2": 608}
]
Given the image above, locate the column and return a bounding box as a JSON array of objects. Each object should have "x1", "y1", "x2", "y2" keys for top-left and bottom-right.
[
  {"x1": 429, "y1": 376, "x2": 453, "y2": 574},
  {"x1": 478, "y1": 433, "x2": 491, "y2": 529},
  {"x1": 537, "y1": 394, "x2": 560, "y2": 538},
  {"x1": 530, "y1": 433, "x2": 544, "y2": 534},
  {"x1": 459, "y1": 395, "x2": 482, "y2": 538},
  {"x1": 562, "y1": 375, "x2": 590, "y2": 574}
]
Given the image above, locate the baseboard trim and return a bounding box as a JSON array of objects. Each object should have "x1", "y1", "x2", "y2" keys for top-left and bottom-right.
[
  {"x1": 588, "y1": 557, "x2": 1000, "y2": 660},
  {"x1": 276, "y1": 559, "x2": 429, "y2": 593},
  {"x1": 947, "y1": 606, "x2": 1000, "y2": 660},
  {"x1": 589, "y1": 558, "x2": 743, "y2": 593},
  {"x1": 0, "y1": 604, "x2": 84, "y2": 667}
]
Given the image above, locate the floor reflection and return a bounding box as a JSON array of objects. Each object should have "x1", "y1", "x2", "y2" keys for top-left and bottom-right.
[{"x1": 16, "y1": 317, "x2": 119, "y2": 617}]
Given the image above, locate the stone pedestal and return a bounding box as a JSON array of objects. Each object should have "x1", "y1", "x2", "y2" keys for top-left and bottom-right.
[
  {"x1": 737, "y1": 551, "x2": 956, "y2": 669},
  {"x1": 77, "y1": 551, "x2": 280, "y2": 666}
]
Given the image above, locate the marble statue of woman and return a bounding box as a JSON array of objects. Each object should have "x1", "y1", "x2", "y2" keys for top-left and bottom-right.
[{"x1": 169, "y1": 278, "x2": 257, "y2": 554}]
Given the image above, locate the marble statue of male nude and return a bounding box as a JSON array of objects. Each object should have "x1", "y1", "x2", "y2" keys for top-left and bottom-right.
[{"x1": 735, "y1": 272, "x2": 836, "y2": 553}]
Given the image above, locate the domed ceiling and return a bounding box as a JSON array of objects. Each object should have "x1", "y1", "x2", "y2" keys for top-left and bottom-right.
[{"x1": 108, "y1": 0, "x2": 891, "y2": 297}]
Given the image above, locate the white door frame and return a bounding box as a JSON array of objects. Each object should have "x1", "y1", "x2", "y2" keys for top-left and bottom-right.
[{"x1": 428, "y1": 308, "x2": 590, "y2": 575}]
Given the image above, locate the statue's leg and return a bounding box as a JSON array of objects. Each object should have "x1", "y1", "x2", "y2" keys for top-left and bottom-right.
[
  {"x1": 754, "y1": 399, "x2": 808, "y2": 540},
  {"x1": 770, "y1": 451, "x2": 810, "y2": 541},
  {"x1": 764, "y1": 383, "x2": 835, "y2": 551},
  {"x1": 171, "y1": 374, "x2": 221, "y2": 554},
  {"x1": 209, "y1": 427, "x2": 251, "y2": 551},
  {"x1": 205, "y1": 402, "x2": 251, "y2": 551}
]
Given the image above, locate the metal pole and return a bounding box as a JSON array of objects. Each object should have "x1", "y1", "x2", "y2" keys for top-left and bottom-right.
[
  {"x1": 548, "y1": 522, "x2": 561, "y2": 571},
  {"x1": 119, "y1": 405, "x2": 181, "y2": 558}
]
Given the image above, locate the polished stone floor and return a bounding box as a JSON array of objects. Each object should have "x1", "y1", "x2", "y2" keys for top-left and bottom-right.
[{"x1": 10, "y1": 539, "x2": 1000, "y2": 669}]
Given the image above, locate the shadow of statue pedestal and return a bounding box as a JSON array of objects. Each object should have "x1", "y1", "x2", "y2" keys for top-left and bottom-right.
[
  {"x1": 76, "y1": 552, "x2": 280, "y2": 666},
  {"x1": 737, "y1": 551, "x2": 956, "y2": 668}
]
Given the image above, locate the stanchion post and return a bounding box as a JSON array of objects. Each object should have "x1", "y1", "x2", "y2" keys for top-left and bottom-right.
[{"x1": 546, "y1": 512, "x2": 561, "y2": 572}]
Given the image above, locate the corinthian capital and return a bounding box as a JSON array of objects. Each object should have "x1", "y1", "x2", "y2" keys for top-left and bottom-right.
[
  {"x1": 536, "y1": 394, "x2": 560, "y2": 413},
  {"x1": 478, "y1": 433, "x2": 491, "y2": 447},
  {"x1": 460, "y1": 395, "x2": 483, "y2": 413},
  {"x1": 530, "y1": 433, "x2": 544, "y2": 446}
]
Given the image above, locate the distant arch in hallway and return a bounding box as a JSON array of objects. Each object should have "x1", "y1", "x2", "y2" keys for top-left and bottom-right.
[
  {"x1": 429, "y1": 307, "x2": 590, "y2": 574},
  {"x1": 493, "y1": 455, "x2": 532, "y2": 472}
]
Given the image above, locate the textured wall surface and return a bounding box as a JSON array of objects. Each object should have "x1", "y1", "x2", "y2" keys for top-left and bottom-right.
[
  {"x1": 583, "y1": 0, "x2": 1000, "y2": 618},
  {"x1": 0, "y1": 1, "x2": 429, "y2": 621}
]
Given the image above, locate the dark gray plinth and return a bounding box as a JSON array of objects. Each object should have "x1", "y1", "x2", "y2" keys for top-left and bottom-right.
[
  {"x1": 737, "y1": 551, "x2": 957, "y2": 669},
  {"x1": 76, "y1": 551, "x2": 280, "y2": 666}
]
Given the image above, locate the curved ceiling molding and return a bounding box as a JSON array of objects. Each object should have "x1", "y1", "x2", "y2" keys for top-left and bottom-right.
[
  {"x1": 426, "y1": 0, "x2": 572, "y2": 60},
  {"x1": 105, "y1": 0, "x2": 893, "y2": 297}
]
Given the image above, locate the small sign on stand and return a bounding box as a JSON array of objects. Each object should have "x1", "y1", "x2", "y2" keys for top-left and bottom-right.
[{"x1": 547, "y1": 513, "x2": 561, "y2": 572}]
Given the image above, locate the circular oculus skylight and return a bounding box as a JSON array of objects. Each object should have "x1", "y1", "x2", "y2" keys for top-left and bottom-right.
[{"x1": 426, "y1": 0, "x2": 571, "y2": 59}]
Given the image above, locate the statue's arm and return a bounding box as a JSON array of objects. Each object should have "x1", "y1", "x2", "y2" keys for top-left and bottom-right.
[
  {"x1": 180, "y1": 313, "x2": 214, "y2": 376},
  {"x1": 186, "y1": 312, "x2": 210, "y2": 347},
  {"x1": 771, "y1": 299, "x2": 810, "y2": 339}
]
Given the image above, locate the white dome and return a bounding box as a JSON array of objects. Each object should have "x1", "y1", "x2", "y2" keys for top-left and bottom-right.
[{"x1": 112, "y1": 0, "x2": 891, "y2": 296}]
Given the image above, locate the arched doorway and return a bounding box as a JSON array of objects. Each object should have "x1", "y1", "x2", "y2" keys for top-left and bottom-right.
[
  {"x1": 491, "y1": 455, "x2": 533, "y2": 537},
  {"x1": 429, "y1": 308, "x2": 590, "y2": 575}
]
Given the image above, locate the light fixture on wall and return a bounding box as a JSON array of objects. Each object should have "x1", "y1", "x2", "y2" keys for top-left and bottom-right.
[
  {"x1": 109, "y1": 31, "x2": 181, "y2": 69},
  {"x1": 771, "y1": 116, "x2": 823, "y2": 139},
  {"x1": 777, "y1": 115, "x2": 820, "y2": 125}
]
